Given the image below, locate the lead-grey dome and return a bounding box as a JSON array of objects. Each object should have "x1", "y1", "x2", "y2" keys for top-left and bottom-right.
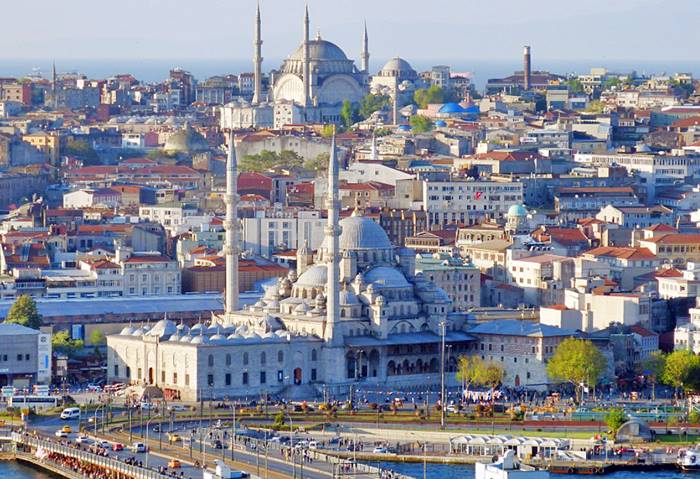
[
  {"x1": 282, "y1": 36, "x2": 356, "y2": 75},
  {"x1": 164, "y1": 125, "x2": 209, "y2": 153},
  {"x1": 338, "y1": 216, "x2": 392, "y2": 251},
  {"x1": 379, "y1": 57, "x2": 418, "y2": 81},
  {"x1": 296, "y1": 265, "x2": 328, "y2": 287},
  {"x1": 364, "y1": 266, "x2": 410, "y2": 289},
  {"x1": 147, "y1": 319, "x2": 177, "y2": 338}
]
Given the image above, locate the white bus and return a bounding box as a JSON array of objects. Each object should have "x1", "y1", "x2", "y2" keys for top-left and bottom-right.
[{"x1": 8, "y1": 395, "x2": 59, "y2": 411}]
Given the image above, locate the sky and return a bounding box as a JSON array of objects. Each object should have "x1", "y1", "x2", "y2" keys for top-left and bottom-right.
[{"x1": 2, "y1": 0, "x2": 699, "y2": 64}]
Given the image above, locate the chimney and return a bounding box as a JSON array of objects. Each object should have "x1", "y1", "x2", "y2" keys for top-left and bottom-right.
[{"x1": 523, "y1": 45, "x2": 531, "y2": 90}]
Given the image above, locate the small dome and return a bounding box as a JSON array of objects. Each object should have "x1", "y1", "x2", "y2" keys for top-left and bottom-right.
[
  {"x1": 147, "y1": 319, "x2": 177, "y2": 337},
  {"x1": 190, "y1": 334, "x2": 209, "y2": 345},
  {"x1": 179, "y1": 335, "x2": 192, "y2": 343},
  {"x1": 190, "y1": 323, "x2": 204, "y2": 333},
  {"x1": 120, "y1": 326, "x2": 136, "y2": 335},
  {"x1": 507, "y1": 204, "x2": 528, "y2": 217},
  {"x1": 439, "y1": 102, "x2": 465, "y2": 114},
  {"x1": 364, "y1": 266, "x2": 410, "y2": 289},
  {"x1": 294, "y1": 302, "x2": 311, "y2": 314},
  {"x1": 164, "y1": 124, "x2": 209, "y2": 153},
  {"x1": 340, "y1": 288, "x2": 360, "y2": 306},
  {"x1": 397, "y1": 124, "x2": 412, "y2": 131},
  {"x1": 435, "y1": 120, "x2": 447, "y2": 128},
  {"x1": 132, "y1": 327, "x2": 146, "y2": 336},
  {"x1": 176, "y1": 323, "x2": 190, "y2": 334},
  {"x1": 296, "y1": 265, "x2": 328, "y2": 287},
  {"x1": 379, "y1": 57, "x2": 418, "y2": 81}
]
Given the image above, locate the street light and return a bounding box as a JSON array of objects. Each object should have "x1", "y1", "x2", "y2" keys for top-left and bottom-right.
[
  {"x1": 145, "y1": 413, "x2": 162, "y2": 469},
  {"x1": 440, "y1": 320, "x2": 447, "y2": 429},
  {"x1": 286, "y1": 411, "x2": 296, "y2": 479}
]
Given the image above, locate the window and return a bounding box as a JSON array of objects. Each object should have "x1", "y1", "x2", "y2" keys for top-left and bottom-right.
[
  {"x1": 207, "y1": 374, "x2": 214, "y2": 387},
  {"x1": 226, "y1": 354, "x2": 231, "y2": 366},
  {"x1": 185, "y1": 374, "x2": 190, "y2": 386},
  {"x1": 242, "y1": 372, "x2": 249, "y2": 385},
  {"x1": 278, "y1": 351, "x2": 284, "y2": 363},
  {"x1": 311, "y1": 369, "x2": 317, "y2": 381},
  {"x1": 114, "y1": 365, "x2": 119, "y2": 376},
  {"x1": 311, "y1": 349, "x2": 318, "y2": 361},
  {"x1": 208, "y1": 355, "x2": 214, "y2": 367},
  {"x1": 173, "y1": 373, "x2": 178, "y2": 384},
  {"x1": 260, "y1": 352, "x2": 266, "y2": 365},
  {"x1": 225, "y1": 373, "x2": 231, "y2": 386},
  {"x1": 138, "y1": 368, "x2": 142, "y2": 380},
  {"x1": 243, "y1": 352, "x2": 249, "y2": 365},
  {"x1": 277, "y1": 370, "x2": 284, "y2": 382},
  {"x1": 17, "y1": 354, "x2": 22, "y2": 361},
  {"x1": 161, "y1": 371, "x2": 166, "y2": 383},
  {"x1": 260, "y1": 371, "x2": 266, "y2": 384}
]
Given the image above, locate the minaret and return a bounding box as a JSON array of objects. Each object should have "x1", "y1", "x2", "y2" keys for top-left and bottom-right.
[
  {"x1": 51, "y1": 61, "x2": 57, "y2": 110},
  {"x1": 370, "y1": 133, "x2": 378, "y2": 161},
  {"x1": 224, "y1": 131, "x2": 239, "y2": 315},
  {"x1": 392, "y1": 92, "x2": 399, "y2": 125},
  {"x1": 302, "y1": 4, "x2": 311, "y2": 108},
  {"x1": 361, "y1": 20, "x2": 369, "y2": 73},
  {"x1": 324, "y1": 133, "x2": 341, "y2": 345},
  {"x1": 252, "y1": 2, "x2": 263, "y2": 104}
]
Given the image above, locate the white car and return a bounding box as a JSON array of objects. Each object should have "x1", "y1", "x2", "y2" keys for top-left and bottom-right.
[
  {"x1": 373, "y1": 446, "x2": 388, "y2": 454},
  {"x1": 167, "y1": 405, "x2": 189, "y2": 412},
  {"x1": 76, "y1": 435, "x2": 91, "y2": 444},
  {"x1": 97, "y1": 440, "x2": 111, "y2": 448},
  {"x1": 131, "y1": 442, "x2": 147, "y2": 453},
  {"x1": 55, "y1": 430, "x2": 68, "y2": 438}
]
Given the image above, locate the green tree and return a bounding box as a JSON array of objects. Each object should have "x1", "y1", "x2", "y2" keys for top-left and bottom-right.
[
  {"x1": 662, "y1": 349, "x2": 700, "y2": 396},
  {"x1": 320, "y1": 125, "x2": 335, "y2": 138},
  {"x1": 88, "y1": 329, "x2": 106, "y2": 346},
  {"x1": 64, "y1": 138, "x2": 100, "y2": 166},
  {"x1": 639, "y1": 351, "x2": 666, "y2": 401},
  {"x1": 340, "y1": 100, "x2": 359, "y2": 128},
  {"x1": 413, "y1": 85, "x2": 445, "y2": 109},
  {"x1": 586, "y1": 100, "x2": 605, "y2": 114},
  {"x1": 5, "y1": 295, "x2": 42, "y2": 330},
  {"x1": 409, "y1": 115, "x2": 434, "y2": 133},
  {"x1": 304, "y1": 152, "x2": 329, "y2": 172},
  {"x1": 606, "y1": 407, "x2": 628, "y2": 434},
  {"x1": 456, "y1": 355, "x2": 483, "y2": 392},
  {"x1": 278, "y1": 150, "x2": 304, "y2": 169},
  {"x1": 52, "y1": 331, "x2": 84, "y2": 358},
  {"x1": 546, "y1": 338, "x2": 607, "y2": 402},
  {"x1": 566, "y1": 79, "x2": 585, "y2": 95},
  {"x1": 358, "y1": 94, "x2": 390, "y2": 119}
]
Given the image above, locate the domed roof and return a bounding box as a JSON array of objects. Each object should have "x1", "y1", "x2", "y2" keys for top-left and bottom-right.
[
  {"x1": 120, "y1": 325, "x2": 136, "y2": 335},
  {"x1": 164, "y1": 124, "x2": 209, "y2": 153},
  {"x1": 364, "y1": 266, "x2": 410, "y2": 289},
  {"x1": 290, "y1": 38, "x2": 349, "y2": 62},
  {"x1": 296, "y1": 265, "x2": 328, "y2": 287},
  {"x1": 435, "y1": 120, "x2": 447, "y2": 127},
  {"x1": 379, "y1": 57, "x2": 417, "y2": 80},
  {"x1": 338, "y1": 215, "x2": 392, "y2": 251},
  {"x1": 339, "y1": 287, "x2": 360, "y2": 306},
  {"x1": 507, "y1": 204, "x2": 528, "y2": 217},
  {"x1": 439, "y1": 102, "x2": 465, "y2": 114},
  {"x1": 147, "y1": 318, "x2": 177, "y2": 337}
]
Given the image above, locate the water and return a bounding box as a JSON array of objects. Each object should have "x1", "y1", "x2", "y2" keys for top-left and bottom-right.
[
  {"x1": 374, "y1": 462, "x2": 688, "y2": 479},
  {"x1": 0, "y1": 461, "x2": 59, "y2": 479}
]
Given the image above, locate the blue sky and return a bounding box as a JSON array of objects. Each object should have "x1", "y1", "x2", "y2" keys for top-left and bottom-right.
[{"x1": 3, "y1": 0, "x2": 698, "y2": 63}]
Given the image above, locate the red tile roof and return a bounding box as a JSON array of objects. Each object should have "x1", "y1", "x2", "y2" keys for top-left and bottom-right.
[
  {"x1": 642, "y1": 233, "x2": 700, "y2": 245},
  {"x1": 584, "y1": 246, "x2": 657, "y2": 260}
]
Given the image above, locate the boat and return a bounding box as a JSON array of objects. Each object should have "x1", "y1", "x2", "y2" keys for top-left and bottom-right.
[
  {"x1": 678, "y1": 446, "x2": 700, "y2": 471},
  {"x1": 476, "y1": 450, "x2": 550, "y2": 479}
]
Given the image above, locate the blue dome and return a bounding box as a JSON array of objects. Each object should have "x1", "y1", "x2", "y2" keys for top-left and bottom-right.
[
  {"x1": 507, "y1": 204, "x2": 528, "y2": 217},
  {"x1": 438, "y1": 102, "x2": 465, "y2": 114},
  {"x1": 435, "y1": 120, "x2": 447, "y2": 127},
  {"x1": 397, "y1": 124, "x2": 412, "y2": 131},
  {"x1": 464, "y1": 105, "x2": 480, "y2": 114}
]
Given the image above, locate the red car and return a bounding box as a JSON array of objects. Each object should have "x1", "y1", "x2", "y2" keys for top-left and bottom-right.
[{"x1": 112, "y1": 443, "x2": 124, "y2": 451}]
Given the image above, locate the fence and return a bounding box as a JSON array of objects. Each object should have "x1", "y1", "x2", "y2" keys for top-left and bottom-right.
[{"x1": 11, "y1": 432, "x2": 174, "y2": 479}]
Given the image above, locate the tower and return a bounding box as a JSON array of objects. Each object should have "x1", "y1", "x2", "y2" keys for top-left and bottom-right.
[
  {"x1": 324, "y1": 134, "x2": 341, "y2": 346},
  {"x1": 302, "y1": 4, "x2": 311, "y2": 108},
  {"x1": 252, "y1": 2, "x2": 263, "y2": 104},
  {"x1": 224, "y1": 131, "x2": 239, "y2": 315},
  {"x1": 523, "y1": 45, "x2": 531, "y2": 91},
  {"x1": 361, "y1": 20, "x2": 370, "y2": 73}
]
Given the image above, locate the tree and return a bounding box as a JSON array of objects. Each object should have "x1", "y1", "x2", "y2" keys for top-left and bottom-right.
[
  {"x1": 358, "y1": 94, "x2": 390, "y2": 119},
  {"x1": 5, "y1": 295, "x2": 42, "y2": 330},
  {"x1": 88, "y1": 329, "x2": 106, "y2": 346},
  {"x1": 319, "y1": 125, "x2": 335, "y2": 138},
  {"x1": 546, "y1": 338, "x2": 607, "y2": 402},
  {"x1": 340, "y1": 100, "x2": 359, "y2": 128},
  {"x1": 304, "y1": 152, "x2": 329, "y2": 172},
  {"x1": 409, "y1": 115, "x2": 434, "y2": 133},
  {"x1": 64, "y1": 138, "x2": 100, "y2": 166},
  {"x1": 566, "y1": 79, "x2": 585, "y2": 95},
  {"x1": 52, "y1": 331, "x2": 84, "y2": 358},
  {"x1": 585, "y1": 100, "x2": 605, "y2": 114},
  {"x1": 639, "y1": 351, "x2": 666, "y2": 401},
  {"x1": 278, "y1": 150, "x2": 304, "y2": 169},
  {"x1": 456, "y1": 356, "x2": 504, "y2": 405},
  {"x1": 606, "y1": 407, "x2": 627, "y2": 434},
  {"x1": 662, "y1": 349, "x2": 700, "y2": 396},
  {"x1": 413, "y1": 85, "x2": 445, "y2": 109}
]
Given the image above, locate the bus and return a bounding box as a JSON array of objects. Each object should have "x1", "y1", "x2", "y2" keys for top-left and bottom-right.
[{"x1": 8, "y1": 395, "x2": 59, "y2": 411}]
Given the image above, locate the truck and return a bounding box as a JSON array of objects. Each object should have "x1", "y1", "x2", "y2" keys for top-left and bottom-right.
[{"x1": 203, "y1": 461, "x2": 249, "y2": 479}]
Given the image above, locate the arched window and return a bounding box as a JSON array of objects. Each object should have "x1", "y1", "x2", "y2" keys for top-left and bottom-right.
[
  {"x1": 278, "y1": 350, "x2": 284, "y2": 363},
  {"x1": 260, "y1": 352, "x2": 266, "y2": 365},
  {"x1": 208, "y1": 354, "x2": 214, "y2": 367},
  {"x1": 243, "y1": 352, "x2": 249, "y2": 365},
  {"x1": 311, "y1": 349, "x2": 318, "y2": 361},
  {"x1": 226, "y1": 354, "x2": 231, "y2": 366}
]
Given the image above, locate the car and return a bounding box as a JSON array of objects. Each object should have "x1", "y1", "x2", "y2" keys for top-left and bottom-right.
[
  {"x1": 167, "y1": 404, "x2": 189, "y2": 412},
  {"x1": 308, "y1": 441, "x2": 319, "y2": 450},
  {"x1": 213, "y1": 439, "x2": 223, "y2": 449},
  {"x1": 131, "y1": 442, "x2": 147, "y2": 453},
  {"x1": 168, "y1": 459, "x2": 182, "y2": 469},
  {"x1": 167, "y1": 433, "x2": 181, "y2": 443},
  {"x1": 60, "y1": 407, "x2": 80, "y2": 420},
  {"x1": 86, "y1": 384, "x2": 102, "y2": 392},
  {"x1": 55, "y1": 430, "x2": 68, "y2": 438},
  {"x1": 373, "y1": 446, "x2": 388, "y2": 454},
  {"x1": 75, "y1": 435, "x2": 91, "y2": 444},
  {"x1": 112, "y1": 443, "x2": 124, "y2": 451},
  {"x1": 269, "y1": 436, "x2": 281, "y2": 444},
  {"x1": 61, "y1": 425, "x2": 73, "y2": 433},
  {"x1": 140, "y1": 402, "x2": 155, "y2": 411},
  {"x1": 446, "y1": 405, "x2": 459, "y2": 414},
  {"x1": 97, "y1": 440, "x2": 110, "y2": 448}
]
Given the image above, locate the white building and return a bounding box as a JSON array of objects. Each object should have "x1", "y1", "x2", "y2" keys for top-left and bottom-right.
[
  {"x1": 241, "y1": 210, "x2": 325, "y2": 258},
  {"x1": 139, "y1": 203, "x2": 213, "y2": 236},
  {"x1": 674, "y1": 299, "x2": 700, "y2": 354}
]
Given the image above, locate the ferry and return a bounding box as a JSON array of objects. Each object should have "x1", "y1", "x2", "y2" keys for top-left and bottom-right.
[
  {"x1": 476, "y1": 450, "x2": 550, "y2": 479},
  {"x1": 678, "y1": 445, "x2": 700, "y2": 471}
]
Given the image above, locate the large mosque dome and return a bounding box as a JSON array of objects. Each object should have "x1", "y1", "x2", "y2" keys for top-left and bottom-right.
[
  {"x1": 281, "y1": 36, "x2": 357, "y2": 76},
  {"x1": 338, "y1": 215, "x2": 392, "y2": 251},
  {"x1": 379, "y1": 57, "x2": 418, "y2": 81},
  {"x1": 164, "y1": 125, "x2": 209, "y2": 153}
]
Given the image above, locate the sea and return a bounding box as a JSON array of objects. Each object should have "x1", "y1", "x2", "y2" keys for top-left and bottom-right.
[
  {"x1": 0, "y1": 461, "x2": 58, "y2": 479},
  {"x1": 1, "y1": 58, "x2": 699, "y2": 90}
]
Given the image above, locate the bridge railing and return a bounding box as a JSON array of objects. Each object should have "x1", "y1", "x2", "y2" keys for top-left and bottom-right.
[{"x1": 12, "y1": 432, "x2": 172, "y2": 479}]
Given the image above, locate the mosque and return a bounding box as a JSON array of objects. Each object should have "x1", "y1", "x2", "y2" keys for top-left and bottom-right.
[
  {"x1": 220, "y1": 5, "x2": 369, "y2": 129},
  {"x1": 106, "y1": 132, "x2": 477, "y2": 401}
]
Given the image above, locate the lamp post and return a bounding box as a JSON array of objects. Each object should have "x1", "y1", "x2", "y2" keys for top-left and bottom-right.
[
  {"x1": 229, "y1": 397, "x2": 237, "y2": 461},
  {"x1": 145, "y1": 413, "x2": 162, "y2": 469},
  {"x1": 287, "y1": 412, "x2": 296, "y2": 479},
  {"x1": 93, "y1": 404, "x2": 105, "y2": 437}
]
